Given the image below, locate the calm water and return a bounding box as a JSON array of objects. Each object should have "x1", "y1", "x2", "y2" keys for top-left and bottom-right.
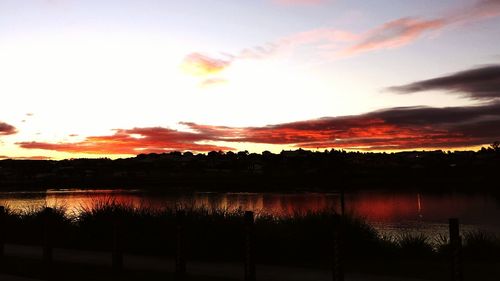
[{"x1": 0, "y1": 189, "x2": 498, "y2": 236}]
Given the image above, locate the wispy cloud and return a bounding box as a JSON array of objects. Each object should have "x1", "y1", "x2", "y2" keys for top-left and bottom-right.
[
  {"x1": 181, "y1": 53, "x2": 231, "y2": 76},
  {"x1": 272, "y1": 0, "x2": 325, "y2": 6},
  {"x1": 388, "y1": 64, "x2": 500, "y2": 101},
  {"x1": 340, "y1": 18, "x2": 445, "y2": 56},
  {"x1": 199, "y1": 78, "x2": 228, "y2": 88},
  {"x1": 339, "y1": 0, "x2": 500, "y2": 56},
  {"x1": 183, "y1": 28, "x2": 357, "y2": 81},
  {"x1": 450, "y1": 0, "x2": 500, "y2": 23},
  {"x1": 195, "y1": 0, "x2": 500, "y2": 67},
  {"x1": 181, "y1": 53, "x2": 232, "y2": 87}
]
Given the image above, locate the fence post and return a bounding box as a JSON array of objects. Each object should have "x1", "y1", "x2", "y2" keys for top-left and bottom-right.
[
  {"x1": 112, "y1": 217, "x2": 123, "y2": 272},
  {"x1": 332, "y1": 215, "x2": 344, "y2": 281},
  {"x1": 175, "y1": 210, "x2": 186, "y2": 279},
  {"x1": 43, "y1": 207, "x2": 53, "y2": 265},
  {"x1": 340, "y1": 190, "x2": 345, "y2": 216},
  {"x1": 244, "y1": 211, "x2": 256, "y2": 281},
  {"x1": 449, "y1": 218, "x2": 463, "y2": 281},
  {"x1": 0, "y1": 206, "x2": 5, "y2": 258}
]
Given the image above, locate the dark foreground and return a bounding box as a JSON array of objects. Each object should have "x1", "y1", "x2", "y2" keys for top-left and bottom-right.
[
  {"x1": 0, "y1": 244, "x2": 499, "y2": 281},
  {"x1": 0, "y1": 204, "x2": 498, "y2": 280}
]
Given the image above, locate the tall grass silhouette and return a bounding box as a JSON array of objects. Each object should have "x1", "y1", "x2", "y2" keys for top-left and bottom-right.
[{"x1": 0, "y1": 201, "x2": 498, "y2": 263}]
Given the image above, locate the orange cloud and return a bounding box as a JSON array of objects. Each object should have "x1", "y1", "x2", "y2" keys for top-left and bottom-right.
[
  {"x1": 181, "y1": 53, "x2": 231, "y2": 77},
  {"x1": 18, "y1": 127, "x2": 234, "y2": 155},
  {"x1": 0, "y1": 155, "x2": 52, "y2": 160},
  {"x1": 181, "y1": 102, "x2": 500, "y2": 150},
  {"x1": 17, "y1": 101, "x2": 500, "y2": 154}
]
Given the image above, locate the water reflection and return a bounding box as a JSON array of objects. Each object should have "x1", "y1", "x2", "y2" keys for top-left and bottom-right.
[{"x1": 0, "y1": 189, "x2": 498, "y2": 235}]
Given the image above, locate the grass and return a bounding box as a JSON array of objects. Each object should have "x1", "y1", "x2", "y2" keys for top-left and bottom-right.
[
  {"x1": 0, "y1": 200, "x2": 499, "y2": 264},
  {"x1": 462, "y1": 231, "x2": 500, "y2": 260}
]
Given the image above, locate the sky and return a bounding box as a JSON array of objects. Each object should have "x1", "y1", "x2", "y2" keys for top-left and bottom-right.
[{"x1": 1, "y1": 0, "x2": 500, "y2": 159}]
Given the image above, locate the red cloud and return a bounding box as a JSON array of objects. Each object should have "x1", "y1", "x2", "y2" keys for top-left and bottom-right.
[
  {"x1": 18, "y1": 127, "x2": 234, "y2": 155},
  {"x1": 182, "y1": 103, "x2": 500, "y2": 150},
  {"x1": 17, "y1": 102, "x2": 500, "y2": 154},
  {"x1": 0, "y1": 122, "x2": 17, "y2": 135},
  {"x1": 193, "y1": 117, "x2": 467, "y2": 150}
]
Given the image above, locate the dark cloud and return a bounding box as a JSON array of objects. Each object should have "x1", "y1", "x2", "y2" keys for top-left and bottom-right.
[
  {"x1": 388, "y1": 65, "x2": 500, "y2": 100},
  {"x1": 179, "y1": 102, "x2": 500, "y2": 150},
  {"x1": 0, "y1": 122, "x2": 17, "y2": 135}
]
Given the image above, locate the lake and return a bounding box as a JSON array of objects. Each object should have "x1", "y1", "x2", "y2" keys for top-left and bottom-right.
[{"x1": 0, "y1": 189, "x2": 498, "y2": 237}]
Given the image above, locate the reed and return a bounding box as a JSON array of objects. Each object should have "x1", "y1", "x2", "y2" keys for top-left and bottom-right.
[{"x1": 0, "y1": 202, "x2": 498, "y2": 263}]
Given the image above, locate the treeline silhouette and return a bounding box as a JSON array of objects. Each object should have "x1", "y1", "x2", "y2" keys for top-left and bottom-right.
[{"x1": 1, "y1": 145, "x2": 499, "y2": 191}]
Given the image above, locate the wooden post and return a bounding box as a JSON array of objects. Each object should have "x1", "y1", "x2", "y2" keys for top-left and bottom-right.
[
  {"x1": 0, "y1": 206, "x2": 5, "y2": 258},
  {"x1": 112, "y1": 217, "x2": 123, "y2": 272},
  {"x1": 175, "y1": 210, "x2": 186, "y2": 279},
  {"x1": 340, "y1": 190, "x2": 345, "y2": 216},
  {"x1": 332, "y1": 215, "x2": 344, "y2": 281},
  {"x1": 244, "y1": 211, "x2": 256, "y2": 281},
  {"x1": 449, "y1": 218, "x2": 463, "y2": 281},
  {"x1": 43, "y1": 207, "x2": 53, "y2": 265}
]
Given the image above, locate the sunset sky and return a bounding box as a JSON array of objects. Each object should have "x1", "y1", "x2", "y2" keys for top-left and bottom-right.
[{"x1": 1, "y1": 0, "x2": 500, "y2": 159}]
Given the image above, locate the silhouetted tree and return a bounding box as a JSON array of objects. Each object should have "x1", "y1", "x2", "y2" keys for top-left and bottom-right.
[{"x1": 491, "y1": 141, "x2": 500, "y2": 151}]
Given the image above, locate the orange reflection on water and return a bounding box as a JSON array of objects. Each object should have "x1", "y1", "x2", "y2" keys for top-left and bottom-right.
[
  {"x1": 0, "y1": 190, "x2": 342, "y2": 217},
  {"x1": 190, "y1": 193, "x2": 338, "y2": 216},
  {"x1": 0, "y1": 190, "x2": 498, "y2": 232}
]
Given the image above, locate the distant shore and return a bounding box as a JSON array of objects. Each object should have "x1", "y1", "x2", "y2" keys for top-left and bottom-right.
[{"x1": 1, "y1": 149, "x2": 499, "y2": 193}]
